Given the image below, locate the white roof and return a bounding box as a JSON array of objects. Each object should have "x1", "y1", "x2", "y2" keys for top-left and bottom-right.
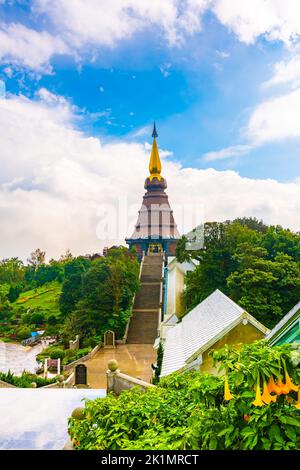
[
  {"x1": 163, "y1": 313, "x2": 179, "y2": 326},
  {"x1": 266, "y1": 301, "x2": 300, "y2": 342},
  {"x1": 161, "y1": 289, "x2": 268, "y2": 377},
  {"x1": 167, "y1": 257, "x2": 198, "y2": 274}
]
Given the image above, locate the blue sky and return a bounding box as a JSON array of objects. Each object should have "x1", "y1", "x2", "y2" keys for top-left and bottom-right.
[
  {"x1": 2, "y1": 1, "x2": 300, "y2": 258},
  {"x1": 1, "y1": 1, "x2": 299, "y2": 181}
]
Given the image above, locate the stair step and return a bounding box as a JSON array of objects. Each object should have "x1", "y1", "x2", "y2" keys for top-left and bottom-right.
[{"x1": 127, "y1": 254, "x2": 164, "y2": 344}]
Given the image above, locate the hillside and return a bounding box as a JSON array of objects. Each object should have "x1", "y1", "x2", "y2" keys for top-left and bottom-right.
[{"x1": 13, "y1": 281, "x2": 62, "y2": 319}]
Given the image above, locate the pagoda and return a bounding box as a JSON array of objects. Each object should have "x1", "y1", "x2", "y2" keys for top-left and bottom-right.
[{"x1": 126, "y1": 123, "x2": 180, "y2": 257}]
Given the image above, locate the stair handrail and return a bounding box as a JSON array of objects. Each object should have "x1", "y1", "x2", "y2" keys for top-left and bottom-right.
[
  {"x1": 156, "y1": 252, "x2": 165, "y2": 338},
  {"x1": 122, "y1": 250, "x2": 145, "y2": 344}
]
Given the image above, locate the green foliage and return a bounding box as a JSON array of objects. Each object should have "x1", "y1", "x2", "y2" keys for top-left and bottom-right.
[
  {"x1": 68, "y1": 342, "x2": 300, "y2": 450},
  {"x1": 15, "y1": 326, "x2": 31, "y2": 340},
  {"x1": 178, "y1": 219, "x2": 300, "y2": 328},
  {"x1": 14, "y1": 281, "x2": 62, "y2": 319},
  {"x1": 0, "y1": 370, "x2": 56, "y2": 388},
  {"x1": 0, "y1": 258, "x2": 24, "y2": 285},
  {"x1": 152, "y1": 342, "x2": 164, "y2": 385},
  {"x1": 0, "y1": 301, "x2": 13, "y2": 322},
  {"x1": 29, "y1": 312, "x2": 45, "y2": 326},
  {"x1": 70, "y1": 248, "x2": 140, "y2": 340},
  {"x1": 49, "y1": 348, "x2": 65, "y2": 360},
  {"x1": 8, "y1": 285, "x2": 22, "y2": 303},
  {"x1": 0, "y1": 247, "x2": 138, "y2": 346},
  {"x1": 47, "y1": 315, "x2": 58, "y2": 326},
  {"x1": 61, "y1": 347, "x2": 92, "y2": 365},
  {"x1": 59, "y1": 257, "x2": 91, "y2": 316},
  {"x1": 34, "y1": 262, "x2": 64, "y2": 287},
  {"x1": 0, "y1": 283, "x2": 10, "y2": 302}
]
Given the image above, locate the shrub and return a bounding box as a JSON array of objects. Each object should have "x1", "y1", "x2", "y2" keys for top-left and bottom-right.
[
  {"x1": 50, "y1": 348, "x2": 65, "y2": 360},
  {"x1": 63, "y1": 349, "x2": 77, "y2": 364},
  {"x1": 47, "y1": 315, "x2": 58, "y2": 326},
  {"x1": 16, "y1": 326, "x2": 31, "y2": 340},
  {"x1": 62, "y1": 347, "x2": 91, "y2": 365},
  {"x1": 68, "y1": 342, "x2": 300, "y2": 450},
  {"x1": 29, "y1": 312, "x2": 45, "y2": 325},
  {"x1": 0, "y1": 370, "x2": 57, "y2": 388}
]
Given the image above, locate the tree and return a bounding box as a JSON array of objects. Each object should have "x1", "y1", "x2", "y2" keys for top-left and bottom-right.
[
  {"x1": 27, "y1": 249, "x2": 46, "y2": 270},
  {"x1": 59, "y1": 249, "x2": 73, "y2": 263},
  {"x1": 16, "y1": 326, "x2": 31, "y2": 340},
  {"x1": 72, "y1": 248, "x2": 140, "y2": 339},
  {"x1": 59, "y1": 257, "x2": 91, "y2": 316},
  {"x1": 29, "y1": 312, "x2": 45, "y2": 326},
  {"x1": 0, "y1": 301, "x2": 13, "y2": 322},
  {"x1": 181, "y1": 219, "x2": 300, "y2": 328},
  {"x1": 228, "y1": 252, "x2": 300, "y2": 328},
  {"x1": 0, "y1": 258, "x2": 24, "y2": 284},
  {"x1": 232, "y1": 217, "x2": 268, "y2": 233},
  {"x1": 7, "y1": 285, "x2": 22, "y2": 303},
  {"x1": 181, "y1": 221, "x2": 261, "y2": 309},
  {"x1": 47, "y1": 315, "x2": 58, "y2": 326},
  {"x1": 261, "y1": 226, "x2": 300, "y2": 261},
  {"x1": 34, "y1": 262, "x2": 64, "y2": 287},
  {"x1": 0, "y1": 284, "x2": 9, "y2": 302}
]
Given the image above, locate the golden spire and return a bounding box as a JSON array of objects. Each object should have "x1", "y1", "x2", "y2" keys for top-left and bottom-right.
[{"x1": 149, "y1": 122, "x2": 162, "y2": 181}]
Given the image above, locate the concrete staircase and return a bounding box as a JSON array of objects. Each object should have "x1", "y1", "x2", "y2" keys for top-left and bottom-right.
[{"x1": 126, "y1": 254, "x2": 164, "y2": 344}]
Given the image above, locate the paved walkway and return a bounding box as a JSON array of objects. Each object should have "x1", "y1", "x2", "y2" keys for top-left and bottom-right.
[
  {"x1": 0, "y1": 389, "x2": 105, "y2": 450},
  {"x1": 85, "y1": 344, "x2": 156, "y2": 388},
  {"x1": 0, "y1": 340, "x2": 46, "y2": 375}
]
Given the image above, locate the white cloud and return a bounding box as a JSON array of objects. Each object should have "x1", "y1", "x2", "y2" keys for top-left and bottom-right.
[
  {"x1": 33, "y1": 0, "x2": 209, "y2": 48},
  {"x1": 34, "y1": 0, "x2": 300, "y2": 50},
  {"x1": 203, "y1": 144, "x2": 252, "y2": 161},
  {"x1": 212, "y1": 0, "x2": 300, "y2": 45},
  {"x1": 160, "y1": 63, "x2": 172, "y2": 78},
  {"x1": 0, "y1": 22, "x2": 69, "y2": 72},
  {"x1": 2, "y1": 1, "x2": 300, "y2": 73},
  {"x1": 1, "y1": 92, "x2": 300, "y2": 260},
  {"x1": 246, "y1": 87, "x2": 300, "y2": 144},
  {"x1": 0, "y1": 79, "x2": 5, "y2": 98},
  {"x1": 263, "y1": 55, "x2": 300, "y2": 88},
  {"x1": 216, "y1": 49, "x2": 230, "y2": 59}
]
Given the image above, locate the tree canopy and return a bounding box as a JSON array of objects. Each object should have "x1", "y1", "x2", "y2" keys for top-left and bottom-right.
[{"x1": 177, "y1": 218, "x2": 300, "y2": 328}]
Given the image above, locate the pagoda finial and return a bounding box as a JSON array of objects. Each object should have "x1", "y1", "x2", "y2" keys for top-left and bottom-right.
[
  {"x1": 149, "y1": 122, "x2": 162, "y2": 181},
  {"x1": 152, "y1": 121, "x2": 158, "y2": 138}
]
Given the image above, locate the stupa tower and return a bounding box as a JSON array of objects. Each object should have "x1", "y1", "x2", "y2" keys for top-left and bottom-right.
[{"x1": 126, "y1": 123, "x2": 180, "y2": 257}]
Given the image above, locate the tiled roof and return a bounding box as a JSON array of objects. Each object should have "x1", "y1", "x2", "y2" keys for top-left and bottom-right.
[{"x1": 161, "y1": 289, "x2": 266, "y2": 377}]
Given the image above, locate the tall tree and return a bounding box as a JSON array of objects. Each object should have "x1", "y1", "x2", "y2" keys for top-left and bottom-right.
[
  {"x1": 59, "y1": 257, "x2": 91, "y2": 316},
  {"x1": 27, "y1": 249, "x2": 46, "y2": 270},
  {"x1": 180, "y1": 219, "x2": 300, "y2": 328}
]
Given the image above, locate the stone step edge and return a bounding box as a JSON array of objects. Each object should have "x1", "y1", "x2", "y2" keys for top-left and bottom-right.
[{"x1": 132, "y1": 309, "x2": 159, "y2": 312}]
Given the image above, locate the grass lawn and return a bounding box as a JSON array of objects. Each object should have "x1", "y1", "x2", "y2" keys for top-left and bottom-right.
[{"x1": 13, "y1": 281, "x2": 62, "y2": 318}]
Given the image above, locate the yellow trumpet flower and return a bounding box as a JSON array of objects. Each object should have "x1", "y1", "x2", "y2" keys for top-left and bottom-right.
[
  {"x1": 224, "y1": 376, "x2": 234, "y2": 401},
  {"x1": 252, "y1": 376, "x2": 264, "y2": 407},
  {"x1": 267, "y1": 375, "x2": 281, "y2": 395},
  {"x1": 261, "y1": 381, "x2": 276, "y2": 404},
  {"x1": 285, "y1": 370, "x2": 298, "y2": 393},
  {"x1": 295, "y1": 390, "x2": 300, "y2": 410},
  {"x1": 277, "y1": 377, "x2": 290, "y2": 395}
]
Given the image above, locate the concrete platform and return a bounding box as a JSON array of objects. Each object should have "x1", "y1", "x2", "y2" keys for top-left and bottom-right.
[
  {"x1": 85, "y1": 344, "x2": 156, "y2": 388},
  {"x1": 0, "y1": 388, "x2": 105, "y2": 450}
]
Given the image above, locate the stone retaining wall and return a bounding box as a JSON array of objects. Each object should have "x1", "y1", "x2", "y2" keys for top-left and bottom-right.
[
  {"x1": 63, "y1": 344, "x2": 102, "y2": 371},
  {"x1": 0, "y1": 378, "x2": 16, "y2": 388}
]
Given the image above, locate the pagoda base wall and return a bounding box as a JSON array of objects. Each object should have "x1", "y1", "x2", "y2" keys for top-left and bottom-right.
[{"x1": 126, "y1": 238, "x2": 178, "y2": 259}]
